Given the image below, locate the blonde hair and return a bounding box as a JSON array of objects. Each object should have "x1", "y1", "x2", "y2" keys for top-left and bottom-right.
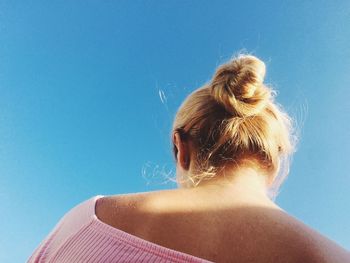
[{"x1": 172, "y1": 54, "x2": 297, "y2": 199}]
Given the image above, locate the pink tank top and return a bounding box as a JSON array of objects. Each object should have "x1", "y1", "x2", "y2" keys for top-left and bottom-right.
[{"x1": 27, "y1": 195, "x2": 213, "y2": 262}]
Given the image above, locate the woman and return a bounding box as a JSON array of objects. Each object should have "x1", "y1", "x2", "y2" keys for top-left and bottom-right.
[{"x1": 28, "y1": 54, "x2": 349, "y2": 262}]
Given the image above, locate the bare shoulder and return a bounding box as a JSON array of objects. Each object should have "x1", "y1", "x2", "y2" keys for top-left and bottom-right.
[
  {"x1": 263, "y1": 208, "x2": 350, "y2": 263},
  {"x1": 95, "y1": 192, "x2": 152, "y2": 229},
  {"x1": 95, "y1": 190, "x2": 171, "y2": 237},
  {"x1": 95, "y1": 192, "x2": 350, "y2": 262}
]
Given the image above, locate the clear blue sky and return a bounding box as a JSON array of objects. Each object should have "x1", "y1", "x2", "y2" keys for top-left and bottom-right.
[{"x1": 0, "y1": 1, "x2": 349, "y2": 262}]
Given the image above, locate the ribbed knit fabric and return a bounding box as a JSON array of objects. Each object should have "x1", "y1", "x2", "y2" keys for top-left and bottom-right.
[{"x1": 27, "y1": 195, "x2": 213, "y2": 263}]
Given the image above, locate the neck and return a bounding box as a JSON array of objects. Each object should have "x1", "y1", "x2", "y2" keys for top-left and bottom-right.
[
  {"x1": 141, "y1": 167, "x2": 279, "y2": 214},
  {"x1": 180, "y1": 166, "x2": 273, "y2": 204}
]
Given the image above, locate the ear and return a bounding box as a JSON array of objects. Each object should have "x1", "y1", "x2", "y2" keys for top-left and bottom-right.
[{"x1": 172, "y1": 131, "x2": 190, "y2": 170}]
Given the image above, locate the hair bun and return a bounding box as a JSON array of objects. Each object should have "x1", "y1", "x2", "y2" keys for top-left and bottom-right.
[{"x1": 210, "y1": 54, "x2": 271, "y2": 117}]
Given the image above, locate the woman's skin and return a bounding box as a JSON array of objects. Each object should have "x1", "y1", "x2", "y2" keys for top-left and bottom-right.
[{"x1": 96, "y1": 132, "x2": 350, "y2": 262}]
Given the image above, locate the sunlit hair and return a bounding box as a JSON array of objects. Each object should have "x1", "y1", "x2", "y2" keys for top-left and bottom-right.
[{"x1": 172, "y1": 53, "x2": 297, "y2": 199}]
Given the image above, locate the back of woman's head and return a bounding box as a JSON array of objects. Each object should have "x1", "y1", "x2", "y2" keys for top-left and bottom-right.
[{"x1": 173, "y1": 54, "x2": 297, "y2": 198}]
